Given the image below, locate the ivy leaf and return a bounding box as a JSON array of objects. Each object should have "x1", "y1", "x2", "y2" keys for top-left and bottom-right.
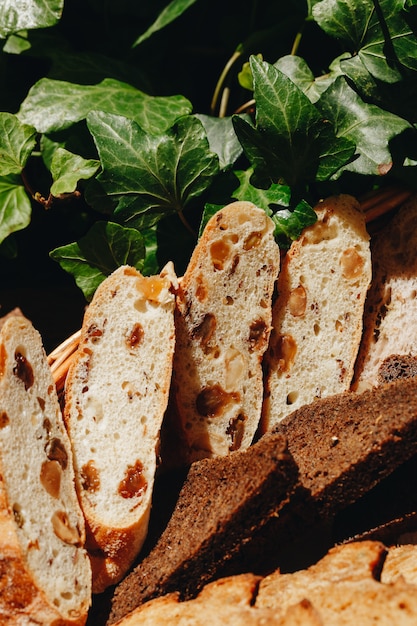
[
  {"x1": 50, "y1": 148, "x2": 100, "y2": 195},
  {"x1": 87, "y1": 111, "x2": 219, "y2": 230},
  {"x1": 318, "y1": 75, "x2": 412, "y2": 176},
  {"x1": 274, "y1": 54, "x2": 345, "y2": 103},
  {"x1": 0, "y1": 174, "x2": 32, "y2": 244},
  {"x1": 194, "y1": 114, "x2": 246, "y2": 170},
  {"x1": 232, "y1": 169, "x2": 292, "y2": 209},
  {"x1": 133, "y1": 0, "x2": 198, "y2": 47},
  {"x1": 18, "y1": 78, "x2": 192, "y2": 135},
  {"x1": 272, "y1": 200, "x2": 317, "y2": 249},
  {"x1": 50, "y1": 221, "x2": 146, "y2": 301},
  {"x1": 0, "y1": 0, "x2": 63, "y2": 38},
  {"x1": 233, "y1": 56, "x2": 355, "y2": 189},
  {"x1": 0, "y1": 113, "x2": 37, "y2": 176},
  {"x1": 313, "y1": 0, "x2": 417, "y2": 83}
]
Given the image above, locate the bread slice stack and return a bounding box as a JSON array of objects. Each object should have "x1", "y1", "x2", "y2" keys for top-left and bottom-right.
[
  {"x1": 353, "y1": 193, "x2": 417, "y2": 391},
  {"x1": 262, "y1": 194, "x2": 371, "y2": 430},
  {"x1": 0, "y1": 314, "x2": 91, "y2": 625},
  {"x1": 64, "y1": 263, "x2": 177, "y2": 593},
  {"x1": 172, "y1": 200, "x2": 280, "y2": 462}
]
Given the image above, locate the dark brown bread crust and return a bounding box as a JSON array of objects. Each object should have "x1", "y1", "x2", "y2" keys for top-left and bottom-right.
[
  {"x1": 274, "y1": 378, "x2": 417, "y2": 517},
  {"x1": 223, "y1": 378, "x2": 417, "y2": 577},
  {"x1": 107, "y1": 433, "x2": 298, "y2": 624}
]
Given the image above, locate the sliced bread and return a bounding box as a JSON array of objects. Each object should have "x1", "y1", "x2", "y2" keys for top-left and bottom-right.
[
  {"x1": 353, "y1": 193, "x2": 417, "y2": 391},
  {"x1": 107, "y1": 432, "x2": 298, "y2": 624},
  {"x1": 262, "y1": 194, "x2": 371, "y2": 430},
  {"x1": 64, "y1": 263, "x2": 177, "y2": 594},
  {"x1": 172, "y1": 201, "x2": 280, "y2": 462},
  {"x1": 0, "y1": 314, "x2": 91, "y2": 625}
]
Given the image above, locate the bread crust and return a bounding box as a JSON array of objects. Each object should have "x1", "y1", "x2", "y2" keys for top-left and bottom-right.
[
  {"x1": 107, "y1": 432, "x2": 298, "y2": 624},
  {"x1": 0, "y1": 315, "x2": 91, "y2": 625},
  {"x1": 262, "y1": 194, "x2": 371, "y2": 430},
  {"x1": 172, "y1": 201, "x2": 280, "y2": 462},
  {"x1": 353, "y1": 193, "x2": 417, "y2": 391},
  {"x1": 64, "y1": 264, "x2": 177, "y2": 593}
]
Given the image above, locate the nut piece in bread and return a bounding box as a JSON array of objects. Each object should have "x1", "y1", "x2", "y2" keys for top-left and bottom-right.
[
  {"x1": 262, "y1": 194, "x2": 371, "y2": 430},
  {"x1": 172, "y1": 201, "x2": 280, "y2": 462},
  {"x1": 0, "y1": 314, "x2": 91, "y2": 625},
  {"x1": 64, "y1": 264, "x2": 177, "y2": 594},
  {"x1": 353, "y1": 193, "x2": 417, "y2": 391}
]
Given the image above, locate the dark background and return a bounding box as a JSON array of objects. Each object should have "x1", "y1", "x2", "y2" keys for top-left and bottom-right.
[{"x1": 0, "y1": 0, "x2": 338, "y2": 352}]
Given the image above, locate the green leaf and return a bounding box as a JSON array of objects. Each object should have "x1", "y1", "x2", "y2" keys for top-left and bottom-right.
[
  {"x1": 272, "y1": 200, "x2": 317, "y2": 249},
  {"x1": 0, "y1": 113, "x2": 37, "y2": 176},
  {"x1": 50, "y1": 221, "x2": 146, "y2": 301},
  {"x1": 194, "y1": 114, "x2": 246, "y2": 170},
  {"x1": 313, "y1": 0, "x2": 417, "y2": 83},
  {"x1": 274, "y1": 54, "x2": 345, "y2": 103},
  {"x1": 0, "y1": 0, "x2": 63, "y2": 38},
  {"x1": 87, "y1": 110, "x2": 219, "y2": 230},
  {"x1": 18, "y1": 78, "x2": 192, "y2": 135},
  {"x1": 233, "y1": 56, "x2": 355, "y2": 189},
  {"x1": 0, "y1": 174, "x2": 32, "y2": 244},
  {"x1": 50, "y1": 148, "x2": 100, "y2": 195},
  {"x1": 133, "y1": 0, "x2": 198, "y2": 47},
  {"x1": 232, "y1": 169, "x2": 292, "y2": 209},
  {"x1": 318, "y1": 75, "x2": 412, "y2": 176}
]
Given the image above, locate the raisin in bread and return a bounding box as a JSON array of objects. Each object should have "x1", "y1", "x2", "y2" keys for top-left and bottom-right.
[
  {"x1": 172, "y1": 201, "x2": 280, "y2": 462},
  {"x1": 64, "y1": 264, "x2": 177, "y2": 594},
  {"x1": 0, "y1": 314, "x2": 91, "y2": 625},
  {"x1": 353, "y1": 194, "x2": 417, "y2": 391},
  {"x1": 262, "y1": 194, "x2": 371, "y2": 430},
  {"x1": 107, "y1": 432, "x2": 298, "y2": 624}
]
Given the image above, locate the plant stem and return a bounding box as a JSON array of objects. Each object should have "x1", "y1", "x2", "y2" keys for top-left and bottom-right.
[{"x1": 210, "y1": 49, "x2": 243, "y2": 116}]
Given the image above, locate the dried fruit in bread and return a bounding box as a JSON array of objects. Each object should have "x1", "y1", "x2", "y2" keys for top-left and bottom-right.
[
  {"x1": 0, "y1": 314, "x2": 91, "y2": 625},
  {"x1": 64, "y1": 263, "x2": 177, "y2": 593},
  {"x1": 353, "y1": 193, "x2": 417, "y2": 391},
  {"x1": 172, "y1": 201, "x2": 280, "y2": 462},
  {"x1": 262, "y1": 194, "x2": 371, "y2": 430}
]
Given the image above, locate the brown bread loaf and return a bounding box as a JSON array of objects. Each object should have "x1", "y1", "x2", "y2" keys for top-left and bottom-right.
[{"x1": 110, "y1": 573, "x2": 323, "y2": 626}]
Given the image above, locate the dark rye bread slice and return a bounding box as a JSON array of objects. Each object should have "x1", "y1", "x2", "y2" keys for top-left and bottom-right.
[
  {"x1": 274, "y1": 377, "x2": 417, "y2": 518},
  {"x1": 106, "y1": 432, "x2": 298, "y2": 625},
  {"x1": 222, "y1": 377, "x2": 417, "y2": 577}
]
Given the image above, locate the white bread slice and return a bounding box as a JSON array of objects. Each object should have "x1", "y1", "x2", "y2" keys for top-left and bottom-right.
[
  {"x1": 261, "y1": 194, "x2": 371, "y2": 430},
  {"x1": 64, "y1": 264, "x2": 177, "y2": 594},
  {"x1": 172, "y1": 201, "x2": 280, "y2": 462},
  {"x1": 352, "y1": 194, "x2": 417, "y2": 391},
  {"x1": 0, "y1": 314, "x2": 91, "y2": 625}
]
